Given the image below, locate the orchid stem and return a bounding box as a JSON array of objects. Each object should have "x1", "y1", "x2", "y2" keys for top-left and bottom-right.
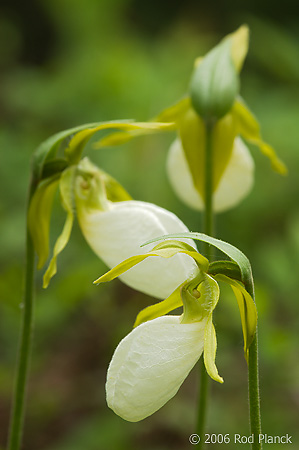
[
  {"x1": 7, "y1": 181, "x2": 36, "y2": 450},
  {"x1": 196, "y1": 119, "x2": 215, "y2": 447},
  {"x1": 245, "y1": 277, "x2": 262, "y2": 450}
]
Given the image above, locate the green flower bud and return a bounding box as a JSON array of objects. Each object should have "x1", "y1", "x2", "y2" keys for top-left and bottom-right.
[{"x1": 190, "y1": 26, "x2": 249, "y2": 120}]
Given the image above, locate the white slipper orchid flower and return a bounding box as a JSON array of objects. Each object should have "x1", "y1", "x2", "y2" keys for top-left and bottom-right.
[
  {"x1": 30, "y1": 156, "x2": 198, "y2": 295},
  {"x1": 95, "y1": 239, "x2": 258, "y2": 422}
]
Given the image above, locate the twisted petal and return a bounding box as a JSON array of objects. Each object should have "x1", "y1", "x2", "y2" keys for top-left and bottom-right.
[
  {"x1": 166, "y1": 137, "x2": 254, "y2": 213},
  {"x1": 28, "y1": 175, "x2": 59, "y2": 269},
  {"x1": 43, "y1": 167, "x2": 76, "y2": 288},
  {"x1": 106, "y1": 315, "x2": 205, "y2": 422},
  {"x1": 232, "y1": 98, "x2": 287, "y2": 175},
  {"x1": 78, "y1": 200, "x2": 199, "y2": 299}
]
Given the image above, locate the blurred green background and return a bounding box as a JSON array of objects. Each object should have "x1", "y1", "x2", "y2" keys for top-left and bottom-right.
[{"x1": 1, "y1": 0, "x2": 299, "y2": 449}]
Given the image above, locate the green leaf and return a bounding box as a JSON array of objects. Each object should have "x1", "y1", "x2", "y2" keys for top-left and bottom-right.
[
  {"x1": 142, "y1": 232, "x2": 252, "y2": 287},
  {"x1": 28, "y1": 175, "x2": 60, "y2": 269},
  {"x1": 214, "y1": 274, "x2": 257, "y2": 361},
  {"x1": 134, "y1": 284, "x2": 183, "y2": 327},
  {"x1": 94, "y1": 240, "x2": 209, "y2": 285},
  {"x1": 43, "y1": 167, "x2": 76, "y2": 288}
]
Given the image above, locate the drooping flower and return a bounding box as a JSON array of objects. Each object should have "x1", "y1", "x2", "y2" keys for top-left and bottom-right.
[
  {"x1": 95, "y1": 238, "x2": 257, "y2": 421},
  {"x1": 29, "y1": 150, "x2": 198, "y2": 296},
  {"x1": 94, "y1": 26, "x2": 287, "y2": 211}
]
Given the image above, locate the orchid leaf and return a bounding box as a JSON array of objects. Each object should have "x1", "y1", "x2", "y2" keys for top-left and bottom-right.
[
  {"x1": 28, "y1": 175, "x2": 60, "y2": 269},
  {"x1": 134, "y1": 284, "x2": 183, "y2": 327},
  {"x1": 43, "y1": 167, "x2": 76, "y2": 288}
]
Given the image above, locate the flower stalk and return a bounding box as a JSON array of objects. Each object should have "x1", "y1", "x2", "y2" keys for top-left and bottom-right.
[
  {"x1": 245, "y1": 276, "x2": 262, "y2": 450},
  {"x1": 196, "y1": 119, "x2": 215, "y2": 446},
  {"x1": 7, "y1": 181, "x2": 36, "y2": 450}
]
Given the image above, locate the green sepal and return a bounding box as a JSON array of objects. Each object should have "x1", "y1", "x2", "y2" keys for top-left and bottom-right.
[
  {"x1": 32, "y1": 122, "x2": 99, "y2": 186},
  {"x1": 134, "y1": 283, "x2": 184, "y2": 327},
  {"x1": 27, "y1": 175, "x2": 60, "y2": 269},
  {"x1": 41, "y1": 158, "x2": 69, "y2": 179},
  {"x1": 94, "y1": 240, "x2": 209, "y2": 285},
  {"x1": 232, "y1": 98, "x2": 287, "y2": 175},
  {"x1": 208, "y1": 260, "x2": 242, "y2": 282},
  {"x1": 43, "y1": 166, "x2": 76, "y2": 288},
  {"x1": 214, "y1": 274, "x2": 257, "y2": 362},
  {"x1": 31, "y1": 121, "x2": 175, "y2": 189}
]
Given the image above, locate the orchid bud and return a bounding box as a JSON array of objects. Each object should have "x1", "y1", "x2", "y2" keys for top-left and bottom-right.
[{"x1": 190, "y1": 26, "x2": 249, "y2": 120}]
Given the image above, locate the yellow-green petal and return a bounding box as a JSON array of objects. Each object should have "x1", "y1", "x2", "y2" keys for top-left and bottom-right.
[
  {"x1": 204, "y1": 316, "x2": 223, "y2": 383},
  {"x1": 94, "y1": 241, "x2": 208, "y2": 285},
  {"x1": 154, "y1": 97, "x2": 191, "y2": 123},
  {"x1": 28, "y1": 176, "x2": 60, "y2": 269},
  {"x1": 134, "y1": 284, "x2": 183, "y2": 327},
  {"x1": 214, "y1": 274, "x2": 257, "y2": 361},
  {"x1": 43, "y1": 167, "x2": 76, "y2": 288},
  {"x1": 232, "y1": 98, "x2": 287, "y2": 175},
  {"x1": 93, "y1": 121, "x2": 176, "y2": 149}
]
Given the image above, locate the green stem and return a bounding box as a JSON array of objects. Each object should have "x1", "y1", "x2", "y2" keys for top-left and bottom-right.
[
  {"x1": 197, "y1": 119, "x2": 214, "y2": 447},
  {"x1": 245, "y1": 277, "x2": 262, "y2": 450},
  {"x1": 7, "y1": 185, "x2": 36, "y2": 450}
]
